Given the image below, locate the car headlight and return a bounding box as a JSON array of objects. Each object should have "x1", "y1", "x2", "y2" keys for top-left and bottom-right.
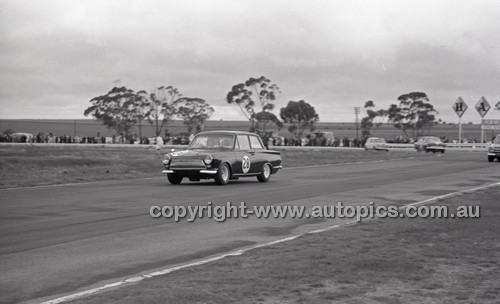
[
  {"x1": 489, "y1": 146, "x2": 495, "y2": 152},
  {"x1": 203, "y1": 154, "x2": 213, "y2": 165},
  {"x1": 162, "y1": 154, "x2": 171, "y2": 164}
]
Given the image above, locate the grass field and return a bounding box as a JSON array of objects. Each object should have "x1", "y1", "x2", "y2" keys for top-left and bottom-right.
[
  {"x1": 67, "y1": 186, "x2": 499, "y2": 304},
  {"x1": 0, "y1": 144, "x2": 422, "y2": 189},
  {"x1": 0, "y1": 145, "x2": 163, "y2": 189}
]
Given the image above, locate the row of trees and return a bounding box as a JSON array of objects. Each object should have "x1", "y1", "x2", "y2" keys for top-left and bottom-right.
[
  {"x1": 85, "y1": 76, "x2": 320, "y2": 141},
  {"x1": 225, "y1": 78, "x2": 438, "y2": 141},
  {"x1": 361, "y1": 92, "x2": 438, "y2": 140},
  {"x1": 84, "y1": 76, "x2": 438, "y2": 142},
  {"x1": 84, "y1": 86, "x2": 214, "y2": 140}
]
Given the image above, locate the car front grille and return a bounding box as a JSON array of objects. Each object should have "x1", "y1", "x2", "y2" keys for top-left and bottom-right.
[{"x1": 170, "y1": 159, "x2": 206, "y2": 169}]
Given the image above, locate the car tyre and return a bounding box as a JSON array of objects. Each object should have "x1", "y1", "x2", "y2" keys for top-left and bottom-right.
[
  {"x1": 167, "y1": 173, "x2": 183, "y2": 184},
  {"x1": 215, "y1": 163, "x2": 230, "y2": 185},
  {"x1": 257, "y1": 164, "x2": 272, "y2": 183},
  {"x1": 488, "y1": 156, "x2": 495, "y2": 162}
]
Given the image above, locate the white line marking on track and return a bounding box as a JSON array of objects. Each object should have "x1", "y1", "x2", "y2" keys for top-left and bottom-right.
[{"x1": 39, "y1": 181, "x2": 500, "y2": 304}]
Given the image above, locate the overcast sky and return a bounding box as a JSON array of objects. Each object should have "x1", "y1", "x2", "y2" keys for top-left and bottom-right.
[{"x1": 1, "y1": 0, "x2": 499, "y2": 123}]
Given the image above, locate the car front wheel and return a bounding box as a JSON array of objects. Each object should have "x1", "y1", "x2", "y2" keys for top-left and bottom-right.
[
  {"x1": 167, "y1": 173, "x2": 183, "y2": 184},
  {"x1": 488, "y1": 156, "x2": 495, "y2": 162},
  {"x1": 215, "y1": 163, "x2": 230, "y2": 185},
  {"x1": 257, "y1": 164, "x2": 272, "y2": 183}
]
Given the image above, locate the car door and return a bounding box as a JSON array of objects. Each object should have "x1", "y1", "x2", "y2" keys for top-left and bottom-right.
[
  {"x1": 248, "y1": 134, "x2": 267, "y2": 172},
  {"x1": 233, "y1": 134, "x2": 258, "y2": 175}
]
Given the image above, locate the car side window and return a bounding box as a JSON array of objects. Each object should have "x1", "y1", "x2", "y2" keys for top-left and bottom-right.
[
  {"x1": 236, "y1": 135, "x2": 251, "y2": 150},
  {"x1": 249, "y1": 136, "x2": 265, "y2": 150}
]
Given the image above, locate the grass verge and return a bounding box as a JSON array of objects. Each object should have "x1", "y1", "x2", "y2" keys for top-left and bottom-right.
[
  {"x1": 68, "y1": 187, "x2": 500, "y2": 304},
  {"x1": 0, "y1": 145, "x2": 419, "y2": 188}
]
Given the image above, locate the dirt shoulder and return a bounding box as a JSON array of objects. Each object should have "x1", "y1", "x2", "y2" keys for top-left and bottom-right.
[{"x1": 68, "y1": 187, "x2": 500, "y2": 304}]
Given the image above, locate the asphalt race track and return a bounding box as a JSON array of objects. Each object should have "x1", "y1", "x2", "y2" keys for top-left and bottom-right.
[{"x1": 0, "y1": 152, "x2": 498, "y2": 304}]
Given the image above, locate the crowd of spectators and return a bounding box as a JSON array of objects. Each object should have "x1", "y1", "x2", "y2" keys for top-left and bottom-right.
[
  {"x1": 0, "y1": 131, "x2": 193, "y2": 146},
  {"x1": 0, "y1": 132, "x2": 107, "y2": 144},
  {"x1": 0, "y1": 129, "x2": 482, "y2": 146},
  {"x1": 264, "y1": 132, "x2": 364, "y2": 148}
]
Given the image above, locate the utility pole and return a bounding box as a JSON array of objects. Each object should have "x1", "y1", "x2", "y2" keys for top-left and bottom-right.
[
  {"x1": 354, "y1": 106, "x2": 361, "y2": 142},
  {"x1": 138, "y1": 117, "x2": 142, "y2": 139}
]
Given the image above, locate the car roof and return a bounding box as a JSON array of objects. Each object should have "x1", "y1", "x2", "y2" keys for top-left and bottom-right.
[{"x1": 195, "y1": 130, "x2": 258, "y2": 136}]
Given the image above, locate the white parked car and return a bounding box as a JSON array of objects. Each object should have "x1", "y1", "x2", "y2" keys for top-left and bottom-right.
[
  {"x1": 487, "y1": 134, "x2": 500, "y2": 162},
  {"x1": 364, "y1": 137, "x2": 389, "y2": 151},
  {"x1": 414, "y1": 136, "x2": 446, "y2": 153}
]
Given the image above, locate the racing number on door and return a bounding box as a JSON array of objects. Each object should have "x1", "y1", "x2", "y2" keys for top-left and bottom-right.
[{"x1": 242, "y1": 155, "x2": 251, "y2": 173}]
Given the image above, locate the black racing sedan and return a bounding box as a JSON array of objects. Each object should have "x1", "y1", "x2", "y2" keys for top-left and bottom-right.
[{"x1": 161, "y1": 131, "x2": 282, "y2": 185}]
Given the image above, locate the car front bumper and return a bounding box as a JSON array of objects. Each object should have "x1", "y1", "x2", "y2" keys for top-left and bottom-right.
[
  {"x1": 374, "y1": 145, "x2": 389, "y2": 150},
  {"x1": 162, "y1": 169, "x2": 218, "y2": 174},
  {"x1": 426, "y1": 145, "x2": 446, "y2": 150}
]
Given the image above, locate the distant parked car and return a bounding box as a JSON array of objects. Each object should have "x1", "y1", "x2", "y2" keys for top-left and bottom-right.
[
  {"x1": 487, "y1": 134, "x2": 500, "y2": 162},
  {"x1": 414, "y1": 136, "x2": 446, "y2": 153},
  {"x1": 161, "y1": 131, "x2": 282, "y2": 185},
  {"x1": 11, "y1": 132, "x2": 33, "y2": 143},
  {"x1": 364, "y1": 137, "x2": 389, "y2": 151}
]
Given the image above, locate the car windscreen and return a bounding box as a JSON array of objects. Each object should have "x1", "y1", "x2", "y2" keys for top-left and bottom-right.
[
  {"x1": 189, "y1": 134, "x2": 234, "y2": 149},
  {"x1": 370, "y1": 138, "x2": 385, "y2": 143},
  {"x1": 494, "y1": 136, "x2": 500, "y2": 144}
]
